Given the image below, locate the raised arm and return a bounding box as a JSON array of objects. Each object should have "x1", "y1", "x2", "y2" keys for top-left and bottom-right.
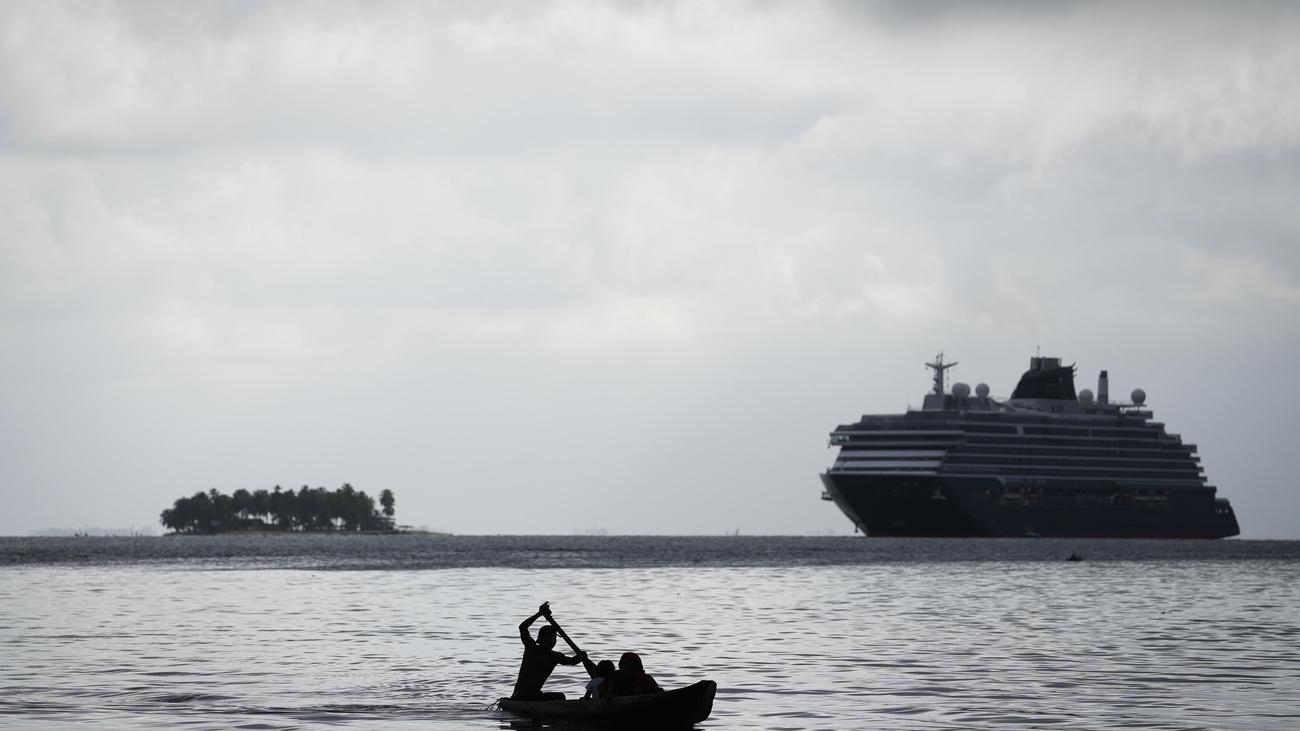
[{"x1": 518, "y1": 602, "x2": 550, "y2": 646}]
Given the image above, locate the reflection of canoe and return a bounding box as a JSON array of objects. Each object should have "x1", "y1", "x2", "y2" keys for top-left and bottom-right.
[{"x1": 498, "y1": 680, "x2": 716, "y2": 727}]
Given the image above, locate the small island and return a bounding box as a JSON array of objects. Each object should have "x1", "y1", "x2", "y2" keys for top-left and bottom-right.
[{"x1": 160, "y1": 484, "x2": 397, "y2": 534}]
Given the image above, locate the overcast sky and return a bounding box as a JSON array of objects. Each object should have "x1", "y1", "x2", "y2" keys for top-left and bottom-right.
[{"x1": 2, "y1": 1, "x2": 1298, "y2": 538}]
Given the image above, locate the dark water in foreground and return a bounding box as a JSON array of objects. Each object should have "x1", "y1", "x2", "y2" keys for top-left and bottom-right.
[{"x1": 2, "y1": 536, "x2": 1299, "y2": 730}]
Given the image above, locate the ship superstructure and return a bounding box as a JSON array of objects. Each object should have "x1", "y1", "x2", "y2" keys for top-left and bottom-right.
[{"x1": 820, "y1": 355, "x2": 1239, "y2": 538}]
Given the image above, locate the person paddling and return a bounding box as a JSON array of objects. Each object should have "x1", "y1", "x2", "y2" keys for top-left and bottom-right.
[{"x1": 510, "y1": 602, "x2": 589, "y2": 701}]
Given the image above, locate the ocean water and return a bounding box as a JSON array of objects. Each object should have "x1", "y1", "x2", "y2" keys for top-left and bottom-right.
[{"x1": 1, "y1": 536, "x2": 1299, "y2": 730}]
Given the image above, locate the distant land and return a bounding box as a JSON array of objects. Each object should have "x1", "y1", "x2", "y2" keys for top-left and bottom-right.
[
  {"x1": 32, "y1": 526, "x2": 158, "y2": 537},
  {"x1": 160, "y1": 484, "x2": 396, "y2": 534}
]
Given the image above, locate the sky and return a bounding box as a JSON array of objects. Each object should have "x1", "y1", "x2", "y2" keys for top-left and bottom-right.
[{"x1": 2, "y1": 1, "x2": 1298, "y2": 537}]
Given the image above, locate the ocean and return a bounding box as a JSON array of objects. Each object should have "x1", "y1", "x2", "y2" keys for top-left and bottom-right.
[{"x1": 2, "y1": 535, "x2": 1298, "y2": 730}]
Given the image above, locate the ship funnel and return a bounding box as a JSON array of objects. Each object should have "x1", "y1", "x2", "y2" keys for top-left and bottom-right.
[{"x1": 1098, "y1": 370, "x2": 1109, "y2": 405}]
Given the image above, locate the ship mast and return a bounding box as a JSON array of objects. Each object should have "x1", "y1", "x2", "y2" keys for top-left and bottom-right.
[{"x1": 925, "y1": 352, "x2": 957, "y2": 395}]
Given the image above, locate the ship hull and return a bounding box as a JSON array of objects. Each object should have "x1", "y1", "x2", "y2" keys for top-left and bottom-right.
[{"x1": 822, "y1": 473, "x2": 1240, "y2": 539}]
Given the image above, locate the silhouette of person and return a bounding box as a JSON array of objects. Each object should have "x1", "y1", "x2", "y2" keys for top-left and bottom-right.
[
  {"x1": 583, "y1": 659, "x2": 616, "y2": 700},
  {"x1": 611, "y1": 651, "x2": 661, "y2": 696},
  {"x1": 510, "y1": 602, "x2": 588, "y2": 701}
]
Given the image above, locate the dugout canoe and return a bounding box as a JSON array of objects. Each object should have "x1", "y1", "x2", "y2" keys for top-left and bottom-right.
[{"x1": 497, "y1": 680, "x2": 716, "y2": 727}]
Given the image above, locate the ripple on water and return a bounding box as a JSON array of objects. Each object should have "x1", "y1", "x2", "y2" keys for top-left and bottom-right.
[{"x1": 0, "y1": 543, "x2": 1298, "y2": 730}]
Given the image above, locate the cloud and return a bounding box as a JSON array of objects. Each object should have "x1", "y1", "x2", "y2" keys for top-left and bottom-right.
[{"x1": 1, "y1": 1, "x2": 1298, "y2": 536}]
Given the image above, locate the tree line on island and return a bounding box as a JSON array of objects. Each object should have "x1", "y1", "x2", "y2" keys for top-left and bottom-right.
[{"x1": 160, "y1": 484, "x2": 396, "y2": 534}]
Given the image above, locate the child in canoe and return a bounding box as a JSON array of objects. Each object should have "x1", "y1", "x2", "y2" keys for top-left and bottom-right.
[{"x1": 583, "y1": 659, "x2": 616, "y2": 700}]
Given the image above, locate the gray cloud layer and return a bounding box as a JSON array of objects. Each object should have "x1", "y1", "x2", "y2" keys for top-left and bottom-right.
[{"x1": 2, "y1": 1, "x2": 1298, "y2": 536}]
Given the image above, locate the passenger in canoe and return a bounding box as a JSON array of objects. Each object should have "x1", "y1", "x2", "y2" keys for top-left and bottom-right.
[
  {"x1": 583, "y1": 659, "x2": 616, "y2": 700},
  {"x1": 511, "y1": 603, "x2": 591, "y2": 701},
  {"x1": 611, "y1": 651, "x2": 661, "y2": 696}
]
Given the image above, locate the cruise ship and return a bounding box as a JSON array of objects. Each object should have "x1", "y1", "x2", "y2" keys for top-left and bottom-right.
[{"x1": 820, "y1": 355, "x2": 1240, "y2": 538}]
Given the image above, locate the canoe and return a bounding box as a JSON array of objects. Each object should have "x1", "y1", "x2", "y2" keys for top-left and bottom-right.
[{"x1": 498, "y1": 680, "x2": 716, "y2": 727}]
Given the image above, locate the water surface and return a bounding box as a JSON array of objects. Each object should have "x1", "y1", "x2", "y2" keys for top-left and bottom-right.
[{"x1": 2, "y1": 536, "x2": 1297, "y2": 730}]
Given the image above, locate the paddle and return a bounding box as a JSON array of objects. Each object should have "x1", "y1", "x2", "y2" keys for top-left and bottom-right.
[{"x1": 540, "y1": 602, "x2": 597, "y2": 676}]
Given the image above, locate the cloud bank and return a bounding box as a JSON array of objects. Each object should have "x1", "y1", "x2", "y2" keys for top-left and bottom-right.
[{"x1": 2, "y1": 1, "x2": 1298, "y2": 536}]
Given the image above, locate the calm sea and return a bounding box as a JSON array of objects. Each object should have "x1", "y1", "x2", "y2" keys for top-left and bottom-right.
[{"x1": 2, "y1": 536, "x2": 1298, "y2": 730}]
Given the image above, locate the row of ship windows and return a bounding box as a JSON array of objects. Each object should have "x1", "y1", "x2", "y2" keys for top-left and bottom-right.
[
  {"x1": 941, "y1": 455, "x2": 1201, "y2": 473},
  {"x1": 1030, "y1": 427, "x2": 1158, "y2": 438},
  {"x1": 841, "y1": 455, "x2": 1199, "y2": 470},
  {"x1": 967, "y1": 435, "x2": 1172, "y2": 448},
  {"x1": 844, "y1": 420, "x2": 1156, "y2": 430},
  {"x1": 836, "y1": 434, "x2": 1182, "y2": 450},
  {"x1": 840, "y1": 447, "x2": 1194, "y2": 460},
  {"x1": 940, "y1": 465, "x2": 1201, "y2": 479},
  {"x1": 841, "y1": 424, "x2": 1161, "y2": 437},
  {"x1": 840, "y1": 467, "x2": 1200, "y2": 482},
  {"x1": 944, "y1": 456, "x2": 1200, "y2": 470},
  {"x1": 955, "y1": 446, "x2": 1194, "y2": 460},
  {"x1": 982, "y1": 489, "x2": 1172, "y2": 507},
  {"x1": 966, "y1": 426, "x2": 1164, "y2": 438},
  {"x1": 833, "y1": 464, "x2": 1201, "y2": 480},
  {"x1": 867, "y1": 483, "x2": 1175, "y2": 507}
]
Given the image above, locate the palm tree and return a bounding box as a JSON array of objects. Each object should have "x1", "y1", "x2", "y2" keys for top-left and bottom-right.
[
  {"x1": 232, "y1": 488, "x2": 252, "y2": 525},
  {"x1": 339, "y1": 483, "x2": 358, "y2": 530},
  {"x1": 296, "y1": 485, "x2": 314, "y2": 529},
  {"x1": 271, "y1": 485, "x2": 291, "y2": 528},
  {"x1": 251, "y1": 488, "x2": 271, "y2": 526}
]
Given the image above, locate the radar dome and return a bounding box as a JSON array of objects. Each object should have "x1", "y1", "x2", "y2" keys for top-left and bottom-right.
[
  {"x1": 975, "y1": 383, "x2": 990, "y2": 398},
  {"x1": 1131, "y1": 388, "x2": 1146, "y2": 405},
  {"x1": 952, "y1": 382, "x2": 971, "y2": 398},
  {"x1": 1079, "y1": 388, "x2": 1095, "y2": 404}
]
